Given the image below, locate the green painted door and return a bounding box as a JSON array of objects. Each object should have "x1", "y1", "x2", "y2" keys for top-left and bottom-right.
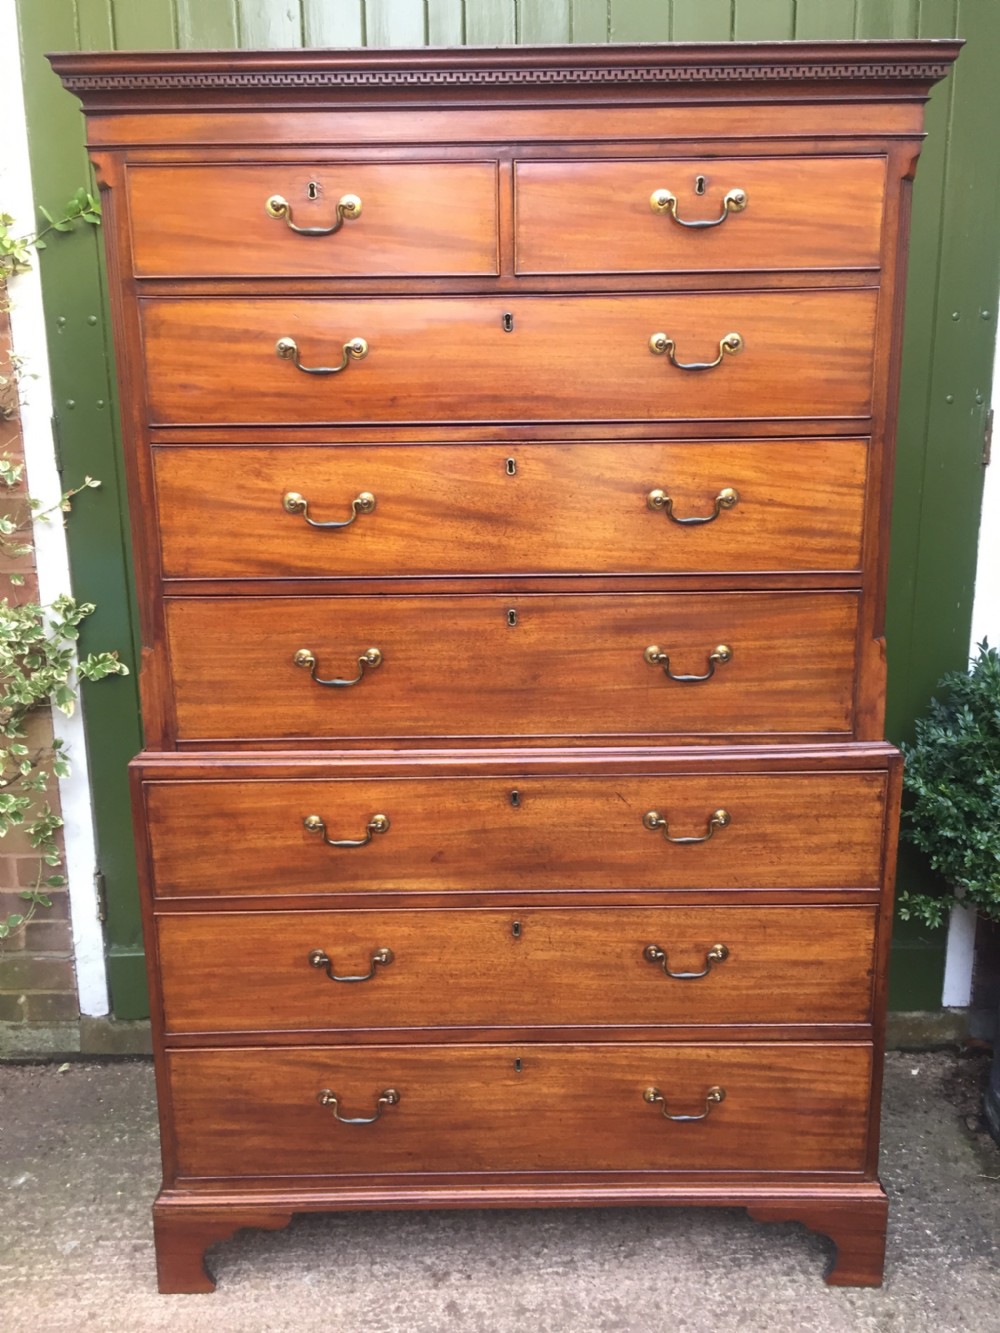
[{"x1": 16, "y1": 0, "x2": 999, "y2": 1016}]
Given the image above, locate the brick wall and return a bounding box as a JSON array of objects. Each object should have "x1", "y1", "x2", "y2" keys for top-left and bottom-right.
[{"x1": 0, "y1": 306, "x2": 78, "y2": 1035}]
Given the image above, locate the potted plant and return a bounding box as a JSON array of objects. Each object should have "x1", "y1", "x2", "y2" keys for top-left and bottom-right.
[{"x1": 899, "y1": 641, "x2": 1000, "y2": 1140}]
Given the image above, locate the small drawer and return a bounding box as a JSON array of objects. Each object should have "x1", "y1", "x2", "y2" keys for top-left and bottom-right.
[
  {"x1": 127, "y1": 162, "x2": 499, "y2": 277},
  {"x1": 153, "y1": 438, "x2": 868, "y2": 580},
  {"x1": 166, "y1": 1042, "x2": 873, "y2": 1179},
  {"x1": 140, "y1": 290, "x2": 878, "y2": 426},
  {"x1": 141, "y1": 769, "x2": 888, "y2": 898},
  {"x1": 156, "y1": 905, "x2": 877, "y2": 1035},
  {"x1": 515, "y1": 156, "x2": 886, "y2": 274},
  {"x1": 163, "y1": 591, "x2": 860, "y2": 743}
]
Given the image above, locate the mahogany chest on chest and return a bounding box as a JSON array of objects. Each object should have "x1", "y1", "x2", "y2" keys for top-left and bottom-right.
[{"x1": 52, "y1": 39, "x2": 960, "y2": 1292}]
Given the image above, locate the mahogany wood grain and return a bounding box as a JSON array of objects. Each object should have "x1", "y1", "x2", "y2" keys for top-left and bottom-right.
[
  {"x1": 515, "y1": 156, "x2": 885, "y2": 274},
  {"x1": 152, "y1": 1205, "x2": 292, "y2": 1294},
  {"x1": 128, "y1": 162, "x2": 499, "y2": 278},
  {"x1": 166, "y1": 1042, "x2": 872, "y2": 1179},
  {"x1": 156, "y1": 905, "x2": 876, "y2": 1035},
  {"x1": 163, "y1": 591, "x2": 860, "y2": 742},
  {"x1": 141, "y1": 769, "x2": 887, "y2": 897},
  {"x1": 140, "y1": 291, "x2": 878, "y2": 427},
  {"x1": 748, "y1": 1194, "x2": 889, "y2": 1287},
  {"x1": 152, "y1": 439, "x2": 868, "y2": 580}
]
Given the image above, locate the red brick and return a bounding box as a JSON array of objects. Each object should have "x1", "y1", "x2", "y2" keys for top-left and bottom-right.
[
  {"x1": 22, "y1": 991, "x2": 80, "y2": 1022},
  {"x1": 0, "y1": 953, "x2": 75, "y2": 992},
  {"x1": 24, "y1": 919, "x2": 73, "y2": 952}
]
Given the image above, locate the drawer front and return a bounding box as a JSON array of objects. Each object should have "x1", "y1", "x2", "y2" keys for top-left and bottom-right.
[
  {"x1": 167, "y1": 1042, "x2": 872, "y2": 1178},
  {"x1": 141, "y1": 291, "x2": 878, "y2": 426},
  {"x1": 142, "y1": 770, "x2": 887, "y2": 897},
  {"x1": 164, "y1": 591, "x2": 860, "y2": 741},
  {"x1": 128, "y1": 162, "x2": 499, "y2": 277},
  {"x1": 153, "y1": 439, "x2": 868, "y2": 580},
  {"x1": 515, "y1": 156, "x2": 886, "y2": 274},
  {"x1": 157, "y1": 905, "x2": 877, "y2": 1034}
]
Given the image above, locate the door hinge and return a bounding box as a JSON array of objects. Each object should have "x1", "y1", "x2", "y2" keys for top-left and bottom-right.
[
  {"x1": 51, "y1": 414, "x2": 65, "y2": 479},
  {"x1": 94, "y1": 869, "x2": 108, "y2": 923},
  {"x1": 983, "y1": 407, "x2": 994, "y2": 467}
]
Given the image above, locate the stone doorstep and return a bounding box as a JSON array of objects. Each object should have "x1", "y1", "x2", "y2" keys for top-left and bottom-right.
[{"x1": 0, "y1": 1010, "x2": 979, "y2": 1062}]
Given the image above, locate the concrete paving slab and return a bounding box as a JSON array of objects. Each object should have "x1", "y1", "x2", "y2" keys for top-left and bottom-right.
[{"x1": 1, "y1": 1051, "x2": 998, "y2": 1333}]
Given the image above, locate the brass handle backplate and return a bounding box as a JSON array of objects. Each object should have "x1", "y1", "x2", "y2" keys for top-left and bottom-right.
[
  {"x1": 308, "y1": 946, "x2": 394, "y2": 982},
  {"x1": 643, "y1": 808, "x2": 731, "y2": 845},
  {"x1": 294, "y1": 646, "x2": 382, "y2": 687},
  {"x1": 643, "y1": 1085, "x2": 726, "y2": 1122},
  {"x1": 643, "y1": 942, "x2": 729, "y2": 980},
  {"x1": 649, "y1": 331, "x2": 742, "y2": 372},
  {"x1": 283, "y1": 490, "x2": 376, "y2": 529},
  {"x1": 266, "y1": 192, "x2": 362, "y2": 235},
  {"x1": 317, "y1": 1087, "x2": 400, "y2": 1125},
  {"x1": 650, "y1": 187, "x2": 747, "y2": 228},
  {"x1": 304, "y1": 812, "x2": 390, "y2": 848},
  {"x1": 647, "y1": 486, "x2": 739, "y2": 526},
  {"x1": 276, "y1": 335, "x2": 369, "y2": 375},
  {"x1": 644, "y1": 643, "x2": 732, "y2": 682}
]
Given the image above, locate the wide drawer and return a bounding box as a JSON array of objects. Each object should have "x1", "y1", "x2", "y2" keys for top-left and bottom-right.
[
  {"x1": 156, "y1": 905, "x2": 877, "y2": 1034},
  {"x1": 166, "y1": 1042, "x2": 872, "y2": 1178},
  {"x1": 141, "y1": 291, "x2": 878, "y2": 426},
  {"x1": 127, "y1": 162, "x2": 500, "y2": 277},
  {"x1": 141, "y1": 770, "x2": 888, "y2": 897},
  {"x1": 515, "y1": 156, "x2": 886, "y2": 274},
  {"x1": 153, "y1": 439, "x2": 868, "y2": 580},
  {"x1": 164, "y1": 591, "x2": 860, "y2": 742}
]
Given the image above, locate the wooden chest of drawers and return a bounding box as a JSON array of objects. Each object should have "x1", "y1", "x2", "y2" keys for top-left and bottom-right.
[{"x1": 53, "y1": 39, "x2": 960, "y2": 1293}]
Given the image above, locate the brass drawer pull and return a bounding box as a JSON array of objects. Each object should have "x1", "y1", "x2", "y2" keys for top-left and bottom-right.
[
  {"x1": 275, "y1": 335, "x2": 369, "y2": 375},
  {"x1": 294, "y1": 646, "x2": 382, "y2": 687},
  {"x1": 650, "y1": 186, "x2": 746, "y2": 228},
  {"x1": 643, "y1": 942, "x2": 729, "y2": 979},
  {"x1": 644, "y1": 643, "x2": 732, "y2": 682},
  {"x1": 317, "y1": 1087, "x2": 400, "y2": 1125},
  {"x1": 646, "y1": 486, "x2": 739, "y2": 525},
  {"x1": 643, "y1": 1085, "x2": 726, "y2": 1122},
  {"x1": 303, "y1": 812, "x2": 390, "y2": 847},
  {"x1": 649, "y1": 331, "x2": 742, "y2": 371},
  {"x1": 308, "y1": 946, "x2": 394, "y2": 982},
  {"x1": 266, "y1": 191, "x2": 362, "y2": 235},
  {"x1": 643, "y1": 808, "x2": 731, "y2": 844},
  {"x1": 283, "y1": 490, "x2": 376, "y2": 529}
]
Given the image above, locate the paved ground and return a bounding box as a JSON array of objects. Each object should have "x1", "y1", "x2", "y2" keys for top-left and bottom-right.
[{"x1": 1, "y1": 1050, "x2": 998, "y2": 1333}]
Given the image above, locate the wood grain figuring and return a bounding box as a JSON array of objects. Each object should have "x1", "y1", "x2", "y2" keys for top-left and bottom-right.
[
  {"x1": 152, "y1": 439, "x2": 869, "y2": 580},
  {"x1": 163, "y1": 591, "x2": 860, "y2": 740},
  {"x1": 141, "y1": 769, "x2": 888, "y2": 896},
  {"x1": 156, "y1": 905, "x2": 877, "y2": 1034},
  {"x1": 127, "y1": 162, "x2": 500, "y2": 277},
  {"x1": 166, "y1": 1042, "x2": 873, "y2": 1178},
  {"x1": 140, "y1": 291, "x2": 879, "y2": 426},
  {"x1": 515, "y1": 156, "x2": 886, "y2": 273}
]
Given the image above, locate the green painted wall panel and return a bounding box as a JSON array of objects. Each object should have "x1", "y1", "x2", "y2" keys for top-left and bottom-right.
[
  {"x1": 76, "y1": 0, "x2": 115, "y2": 48},
  {"x1": 794, "y1": 0, "x2": 858, "y2": 39},
  {"x1": 111, "y1": 0, "x2": 177, "y2": 48},
  {"x1": 608, "y1": 0, "x2": 668, "y2": 42},
  {"x1": 570, "y1": 0, "x2": 607, "y2": 43},
  {"x1": 465, "y1": 0, "x2": 516, "y2": 44},
  {"x1": 238, "y1": 0, "x2": 304, "y2": 47},
  {"x1": 671, "y1": 0, "x2": 732, "y2": 41},
  {"x1": 15, "y1": 0, "x2": 999, "y2": 1019},
  {"x1": 427, "y1": 0, "x2": 465, "y2": 44},
  {"x1": 733, "y1": 0, "x2": 795, "y2": 40},
  {"x1": 856, "y1": 0, "x2": 919, "y2": 40},
  {"x1": 519, "y1": 0, "x2": 572, "y2": 44},
  {"x1": 302, "y1": 0, "x2": 365, "y2": 45},
  {"x1": 367, "y1": 0, "x2": 427, "y2": 47},
  {"x1": 176, "y1": 0, "x2": 240, "y2": 47}
]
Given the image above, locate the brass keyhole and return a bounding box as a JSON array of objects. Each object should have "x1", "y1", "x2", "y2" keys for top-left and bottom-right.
[
  {"x1": 307, "y1": 181, "x2": 320, "y2": 200},
  {"x1": 695, "y1": 175, "x2": 707, "y2": 195},
  {"x1": 502, "y1": 312, "x2": 514, "y2": 332},
  {"x1": 506, "y1": 457, "x2": 517, "y2": 476},
  {"x1": 510, "y1": 789, "x2": 520, "y2": 807},
  {"x1": 507, "y1": 609, "x2": 518, "y2": 627}
]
